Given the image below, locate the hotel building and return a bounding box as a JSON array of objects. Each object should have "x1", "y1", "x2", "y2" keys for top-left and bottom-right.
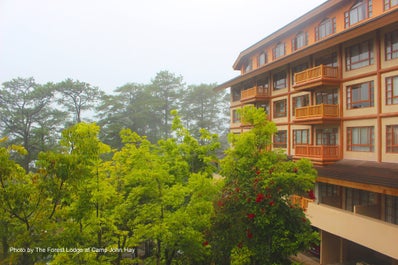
[{"x1": 215, "y1": 0, "x2": 398, "y2": 264}]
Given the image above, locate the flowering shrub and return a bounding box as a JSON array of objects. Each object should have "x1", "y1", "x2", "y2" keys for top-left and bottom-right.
[{"x1": 209, "y1": 106, "x2": 318, "y2": 264}]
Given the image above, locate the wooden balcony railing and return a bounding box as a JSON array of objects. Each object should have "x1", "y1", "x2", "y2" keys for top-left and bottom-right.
[
  {"x1": 293, "y1": 65, "x2": 339, "y2": 90},
  {"x1": 295, "y1": 104, "x2": 339, "y2": 119},
  {"x1": 241, "y1": 86, "x2": 270, "y2": 102},
  {"x1": 295, "y1": 145, "x2": 340, "y2": 162},
  {"x1": 290, "y1": 195, "x2": 314, "y2": 211}
]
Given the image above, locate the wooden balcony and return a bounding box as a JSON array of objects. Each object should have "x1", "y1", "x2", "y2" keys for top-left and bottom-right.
[
  {"x1": 290, "y1": 195, "x2": 314, "y2": 211},
  {"x1": 293, "y1": 65, "x2": 340, "y2": 90},
  {"x1": 294, "y1": 104, "x2": 340, "y2": 124},
  {"x1": 240, "y1": 86, "x2": 270, "y2": 103},
  {"x1": 295, "y1": 145, "x2": 340, "y2": 165}
]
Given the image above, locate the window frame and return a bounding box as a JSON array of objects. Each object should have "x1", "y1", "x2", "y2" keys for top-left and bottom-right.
[
  {"x1": 345, "y1": 39, "x2": 374, "y2": 71},
  {"x1": 386, "y1": 125, "x2": 398, "y2": 153},
  {"x1": 386, "y1": 76, "x2": 398, "y2": 105},
  {"x1": 273, "y1": 99, "x2": 287, "y2": 118},
  {"x1": 384, "y1": 0, "x2": 398, "y2": 10},
  {"x1": 385, "y1": 29, "x2": 398, "y2": 60},
  {"x1": 347, "y1": 126, "x2": 374, "y2": 152},
  {"x1": 346, "y1": 81, "x2": 374, "y2": 109},
  {"x1": 292, "y1": 94, "x2": 310, "y2": 116},
  {"x1": 232, "y1": 109, "x2": 240, "y2": 123},
  {"x1": 258, "y1": 52, "x2": 267, "y2": 66},
  {"x1": 293, "y1": 129, "x2": 309, "y2": 147},
  {"x1": 274, "y1": 130, "x2": 287, "y2": 148},
  {"x1": 273, "y1": 71, "x2": 287, "y2": 90},
  {"x1": 315, "y1": 18, "x2": 336, "y2": 41},
  {"x1": 344, "y1": 0, "x2": 372, "y2": 28},
  {"x1": 272, "y1": 42, "x2": 286, "y2": 60},
  {"x1": 316, "y1": 128, "x2": 338, "y2": 146},
  {"x1": 292, "y1": 32, "x2": 308, "y2": 51}
]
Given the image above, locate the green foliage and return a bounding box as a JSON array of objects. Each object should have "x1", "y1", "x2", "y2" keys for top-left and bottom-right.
[{"x1": 210, "y1": 106, "x2": 318, "y2": 265}]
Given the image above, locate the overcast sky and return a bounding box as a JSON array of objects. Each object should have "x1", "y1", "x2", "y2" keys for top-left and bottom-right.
[{"x1": 0, "y1": 0, "x2": 326, "y2": 93}]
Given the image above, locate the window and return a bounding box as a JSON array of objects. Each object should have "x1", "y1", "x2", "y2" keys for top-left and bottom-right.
[
  {"x1": 231, "y1": 86, "x2": 241, "y2": 101},
  {"x1": 347, "y1": 126, "x2": 374, "y2": 152},
  {"x1": 316, "y1": 128, "x2": 338, "y2": 145},
  {"x1": 315, "y1": 52, "x2": 338, "y2": 67},
  {"x1": 293, "y1": 129, "x2": 309, "y2": 147},
  {"x1": 274, "y1": 130, "x2": 287, "y2": 148},
  {"x1": 347, "y1": 81, "x2": 374, "y2": 109},
  {"x1": 232, "y1": 109, "x2": 240, "y2": 123},
  {"x1": 292, "y1": 95, "x2": 309, "y2": 116},
  {"x1": 258, "y1": 52, "x2": 267, "y2": 66},
  {"x1": 386, "y1": 76, "x2": 398, "y2": 105},
  {"x1": 273, "y1": 71, "x2": 287, "y2": 90},
  {"x1": 315, "y1": 88, "x2": 338, "y2": 105},
  {"x1": 292, "y1": 32, "x2": 308, "y2": 51},
  {"x1": 386, "y1": 125, "x2": 398, "y2": 153},
  {"x1": 256, "y1": 77, "x2": 269, "y2": 96},
  {"x1": 385, "y1": 195, "x2": 398, "y2": 225},
  {"x1": 346, "y1": 188, "x2": 377, "y2": 212},
  {"x1": 273, "y1": 99, "x2": 287, "y2": 118},
  {"x1": 319, "y1": 183, "x2": 341, "y2": 207},
  {"x1": 385, "y1": 30, "x2": 398, "y2": 60},
  {"x1": 256, "y1": 102, "x2": 270, "y2": 116},
  {"x1": 346, "y1": 39, "x2": 374, "y2": 70},
  {"x1": 272, "y1": 42, "x2": 285, "y2": 60},
  {"x1": 315, "y1": 18, "x2": 336, "y2": 41},
  {"x1": 384, "y1": 0, "x2": 398, "y2": 10},
  {"x1": 244, "y1": 59, "x2": 253, "y2": 73},
  {"x1": 344, "y1": 0, "x2": 372, "y2": 28}
]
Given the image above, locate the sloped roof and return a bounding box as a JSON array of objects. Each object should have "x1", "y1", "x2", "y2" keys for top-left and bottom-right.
[{"x1": 316, "y1": 160, "x2": 398, "y2": 189}]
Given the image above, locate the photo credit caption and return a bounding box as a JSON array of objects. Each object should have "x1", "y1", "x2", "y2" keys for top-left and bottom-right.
[{"x1": 9, "y1": 247, "x2": 135, "y2": 254}]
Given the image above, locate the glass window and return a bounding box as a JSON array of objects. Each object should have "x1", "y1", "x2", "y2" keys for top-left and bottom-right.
[
  {"x1": 293, "y1": 129, "x2": 309, "y2": 147},
  {"x1": 386, "y1": 76, "x2": 398, "y2": 105},
  {"x1": 347, "y1": 126, "x2": 374, "y2": 152},
  {"x1": 346, "y1": 81, "x2": 374, "y2": 109},
  {"x1": 385, "y1": 195, "x2": 398, "y2": 225},
  {"x1": 292, "y1": 32, "x2": 308, "y2": 51},
  {"x1": 315, "y1": 18, "x2": 336, "y2": 41},
  {"x1": 346, "y1": 188, "x2": 377, "y2": 212},
  {"x1": 315, "y1": 52, "x2": 338, "y2": 67},
  {"x1": 274, "y1": 130, "x2": 287, "y2": 148},
  {"x1": 386, "y1": 125, "x2": 398, "y2": 153},
  {"x1": 385, "y1": 30, "x2": 398, "y2": 60},
  {"x1": 315, "y1": 89, "x2": 338, "y2": 105},
  {"x1": 273, "y1": 71, "x2": 287, "y2": 90},
  {"x1": 346, "y1": 39, "x2": 374, "y2": 70},
  {"x1": 316, "y1": 128, "x2": 338, "y2": 146},
  {"x1": 244, "y1": 59, "x2": 253, "y2": 73},
  {"x1": 273, "y1": 99, "x2": 287, "y2": 118},
  {"x1": 292, "y1": 94, "x2": 309, "y2": 116},
  {"x1": 258, "y1": 52, "x2": 267, "y2": 66},
  {"x1": 384, "y1": 0, "x2": 398, "y2": 10},
  {"x1": 232, "y1": 109, "x2": 240, "y2": 123},
  {"x1": 345, "y1": 0, "x2": 372, "y2": 28},
  {"x1": 273, "y1": 42, "x2": 285, "y2": 60},
  {"x1": 231, "y1": 86, "x2": 241, "y2": 101}
]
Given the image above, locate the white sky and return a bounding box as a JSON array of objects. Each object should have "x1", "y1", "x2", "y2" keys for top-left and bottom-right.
[{"x1": 0, "y1": 0, "x2": 326, "y2": 93}]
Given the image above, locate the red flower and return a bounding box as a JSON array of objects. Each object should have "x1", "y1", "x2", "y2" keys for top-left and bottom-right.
[
  {"x1": 269, "y1": 201, "x2": 275, "y2": 206},
  {"x1": 256, "y1": 170, "x2": 261, "y2": 175},
  {"x1": 217, "y1": 200, "x2": 224, "y2": 207},
  {"x1": 247, "y1": 213, "x2": 256, "y2": 220},
  {"x1": 255, "y1": 193, "x2": 265, "y2": 203},
  {"x1": 202, "y1": 241, "x2": 209, "y2": 246},
  {"x1": 308, "y1": 190, "x2": 315, "y2": 200}
]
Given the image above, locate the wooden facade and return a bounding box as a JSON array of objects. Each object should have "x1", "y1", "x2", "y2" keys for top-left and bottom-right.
[{"x1": 216, "y1": 0, "x2": 398, "y2": 264}]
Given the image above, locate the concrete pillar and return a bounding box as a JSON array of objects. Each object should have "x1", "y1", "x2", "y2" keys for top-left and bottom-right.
[{"x1": 320, "y1": 230, "x2": 341, "y2": 265}]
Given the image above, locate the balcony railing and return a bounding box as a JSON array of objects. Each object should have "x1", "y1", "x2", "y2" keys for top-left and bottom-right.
[
  {"x1": 295, "y1": 104, "x2": 339, "y2": 120},
  {"x1": 241, "y1": 86, "x2": 270, "y2": 102},
  {"x1": 293, "y1": 65, "x2": 339, "y2": 90},
  {"x1": 290, "y1": 195, "x2": 314, "y2": 211},
  {"x1": 295, "y1": 145, "x2": 340, "y2": 164}
]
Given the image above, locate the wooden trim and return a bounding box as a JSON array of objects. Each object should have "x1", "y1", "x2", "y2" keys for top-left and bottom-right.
[
  {"x1": 316, "y1": 176, "x2": 398, "y2": 196},
  {"x1": 376, "y1": 29, "x2": 382, "y2": 163}
]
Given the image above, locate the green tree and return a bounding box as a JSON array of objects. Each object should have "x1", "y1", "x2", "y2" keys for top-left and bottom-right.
[
  {"x1": 150, "y1": 71, "x2": 184, "y2": 139},
  {"x1": 55, "y1": 78, "x2": 103, "y2": 124},
  {"x1": 210, "y1": 106, "x2": 318, "y2": 264},
  {"x1": 180, "y1": 83, "x2": 229, "y2": 139},
  {"x1": 0, "y1": 77, "x2": 66, "y2": 171}
]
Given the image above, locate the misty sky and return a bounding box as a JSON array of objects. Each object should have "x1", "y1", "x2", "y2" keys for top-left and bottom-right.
[{"x1": 0, "y1": 0, "x2": 326, "y2": 93}]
